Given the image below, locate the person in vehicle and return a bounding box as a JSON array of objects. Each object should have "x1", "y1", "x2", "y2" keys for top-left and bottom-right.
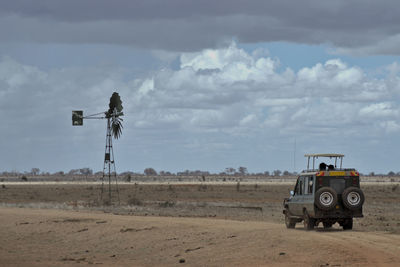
[{"x1": 319, "y1": 162, "x2": 327, "y2": 171}]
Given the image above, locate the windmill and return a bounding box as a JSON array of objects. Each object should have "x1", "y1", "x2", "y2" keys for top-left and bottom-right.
[{"x1": 72, "y1": 92, "x2": 124, "y2": 205}]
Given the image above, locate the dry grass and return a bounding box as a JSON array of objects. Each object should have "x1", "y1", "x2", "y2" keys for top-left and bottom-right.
[{"x1": 0, "y1": 181, "x2": 399, "y2": 233}]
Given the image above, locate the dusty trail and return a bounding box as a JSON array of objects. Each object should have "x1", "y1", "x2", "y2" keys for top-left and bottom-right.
[{"x1": 0, "y1": 207, "x2": 399, "y2": 266}]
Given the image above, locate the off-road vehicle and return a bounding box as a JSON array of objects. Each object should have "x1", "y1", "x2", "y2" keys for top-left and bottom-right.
[{"x1": 283, "y1": 154, "x2": 364, "y2": 230}]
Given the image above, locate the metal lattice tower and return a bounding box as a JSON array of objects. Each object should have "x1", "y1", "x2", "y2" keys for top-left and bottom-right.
[{"x1": 101, "y1": 116, "x2": 120, "y2": 205}]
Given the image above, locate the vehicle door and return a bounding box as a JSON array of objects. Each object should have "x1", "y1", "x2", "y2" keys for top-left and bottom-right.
[
  {"x1": 288, "y1": 176, "x2": 304, "y2": 216},
  {"x1": 302, "y1": 176, "x2": 315, "y2": 216}
]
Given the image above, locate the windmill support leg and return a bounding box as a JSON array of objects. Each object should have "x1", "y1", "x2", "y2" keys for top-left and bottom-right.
[{"x1": 100, "y1": 118, "x2": 120, "y2": 205}]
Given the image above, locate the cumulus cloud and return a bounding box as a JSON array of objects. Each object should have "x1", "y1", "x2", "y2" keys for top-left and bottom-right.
[
  {"x1": 1, "y1": 1, "x2": 400, "y2": 54},
  {"x1": 2, "y1": 43, "x2": 400, "y2": 172},
  {"x1": 131, "y1": 44, "x2": 400, "y2": 138}
]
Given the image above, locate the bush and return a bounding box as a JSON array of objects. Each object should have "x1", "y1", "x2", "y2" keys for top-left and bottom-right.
[
  {"x1": 159, "y1": 201, "x2": 175, "y2": 208},
  {"x1": 392, "y1": 184, "x2": 399, "y2": 192},
  {"x1": 127, "y1": 197, "x2": 143, "y2": 206}
]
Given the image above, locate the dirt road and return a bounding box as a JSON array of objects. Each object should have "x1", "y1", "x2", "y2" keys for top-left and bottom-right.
[{"x1": 0, "y1": 207, "x2": 399, "y2": 266}]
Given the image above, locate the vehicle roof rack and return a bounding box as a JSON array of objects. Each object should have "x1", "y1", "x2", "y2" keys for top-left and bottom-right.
[{"x1": 304, "y1": 153, "x2": 344, "y2": 170}]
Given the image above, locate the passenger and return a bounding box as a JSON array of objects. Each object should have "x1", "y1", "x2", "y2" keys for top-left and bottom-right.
[
  {"x1": 328, "y1": 164, "x2": 335, "y2": 170},
  {"x1": 319, "y1": 162, "x2": 327, "y2": 171}
]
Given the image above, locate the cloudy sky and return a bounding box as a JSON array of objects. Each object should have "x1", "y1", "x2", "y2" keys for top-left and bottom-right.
[{"x1": 1, "y1": 0, "x2": 400, "y2": 174}]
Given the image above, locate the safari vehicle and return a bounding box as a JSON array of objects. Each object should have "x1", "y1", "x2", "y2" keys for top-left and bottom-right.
[{"x1": 283, "y1": 154, "x2": 364, "y2": 230}]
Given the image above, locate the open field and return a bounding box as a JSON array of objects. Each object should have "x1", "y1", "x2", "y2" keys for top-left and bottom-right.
[
  {"x1": 0, "y1": 181, "x2": 399, "y2": 266},
  {"x1": 1, "y1": 182, "x2": 399, "y2": 233}
]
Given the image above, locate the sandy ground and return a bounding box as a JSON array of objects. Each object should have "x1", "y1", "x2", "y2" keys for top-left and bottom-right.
[
  {"x1": 0, "y1": 182, "x2": 399, "y2": 266},
  {"x1": 0, "y1": 207, "x2": 399, "y2": 267},
  {"x1": 1, "y1": 182, "x2": 399, "y2": 233}
]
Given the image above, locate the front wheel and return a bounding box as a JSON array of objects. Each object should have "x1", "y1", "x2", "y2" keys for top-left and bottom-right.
[{"x1": 285, "y1": 211, "x2": 296, "y2": 229}]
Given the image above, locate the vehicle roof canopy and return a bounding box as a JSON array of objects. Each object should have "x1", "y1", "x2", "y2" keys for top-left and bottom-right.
[
  {"x1": 304, "y1": 153, "x2": 344, "y2": 171},
  {"x1": 304, "y1": 153, "x2": 344, "y2": 158}
]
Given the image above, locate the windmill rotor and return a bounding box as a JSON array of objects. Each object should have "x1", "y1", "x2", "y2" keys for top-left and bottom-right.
[{"x1": 106, "y1": 92, "x2": 124, "y2": 139}]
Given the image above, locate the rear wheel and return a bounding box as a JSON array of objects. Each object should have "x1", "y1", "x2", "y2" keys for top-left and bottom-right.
[
  {"x1": 285, "y1": 211, "x2": 296, "y2": 229},
  {"x1": 342, "y1": 187, "x2": 364, "y2": 210},
  {"x1": 315, "y1": 187, "x2": 338, "y2": 210},
  {"x1": 342, "y1": 218, "x2": 353, "y2": 230},
  {"x1": 303, "y1": 210, "x2": 315, "y2": 231}
]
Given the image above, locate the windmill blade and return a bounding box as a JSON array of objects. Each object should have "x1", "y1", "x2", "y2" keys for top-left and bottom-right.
[
  {"x1": 111, "y1": 117, "x2": 123, "y2": 139},
  {"x1": 107, "y1": 92, "x2": 124, "y2": 139}
]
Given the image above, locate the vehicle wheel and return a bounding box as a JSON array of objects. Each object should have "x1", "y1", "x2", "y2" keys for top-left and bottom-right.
[
  {"x1": 303, "y1": 210, "x2": 315, "y2": 231},
  {"x1": 342, "y1": 187, "x2": 364, "y2": 210},
  {"x1": 342, "y1": 218, "x2": 353, "y2": 230},
  {"x1": 285, "y1": 211, "x2": 296, "y2": 229},
  {"x1": 323, "y1": 222, "x2": 333, "y2": 229},
  {"x1": 315, "y1": 187, "x2": 338, "y2": 210}
]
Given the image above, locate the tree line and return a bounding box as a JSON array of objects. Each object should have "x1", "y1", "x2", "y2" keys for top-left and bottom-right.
[
  {"x1": 1, "y1": 167, "x2": 400, "y2": 178},
  {"x1": 0, "y1": 167, "x2": 293, "y2": 177}
]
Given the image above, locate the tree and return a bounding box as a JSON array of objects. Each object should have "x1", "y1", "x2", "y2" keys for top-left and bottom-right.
[
  {"x1": 80, "y1": 168, "x2": 93, "y2": 178},
  {"x1": 238, "y1": 166, "x2": 248, "y2": 175},
  {"x1": 31, "y1": 168, "x2": 40, "y2": 176},
  {"x1": 264, "y1": 171, "x2": 270, "y2": 176},
  {"x1": 225, "y1": 167, "x2": 236, "y2": 175},
  {"x1": 283, "y1": 170, "x2": 291, "y2": 176},
  {"x1": 68, "y1": 169, "x2": 80, "y2": 175},
  {"x1": 273, "y1": 170, "x2": 281, "y2": 176},
  {"x1": 144, "y1": 168, "x2": 157, "y2": 176},
  {"x1": 387, "y1": 171, "x2": 395, "y2": 176}
]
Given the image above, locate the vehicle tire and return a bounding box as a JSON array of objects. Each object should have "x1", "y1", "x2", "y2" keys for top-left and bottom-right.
[
  {"x1": 342, "y1": 187, "x2": 364, "y2": 210},
  {"x1": 342, "y1": 218, "x2": 353, "y2": 230},
  {"x1": 303, "y1": 210, "x2": 315, "y2": 231},
  {"x1": 285, "y1": 210, "x2": 296, "y2": 229},
  {"x1": 323, "y1": 221, "x2": 333, "y2": 229},
  {"x1": 315, "y1": 187, "x2": 338, "y2": 211}
]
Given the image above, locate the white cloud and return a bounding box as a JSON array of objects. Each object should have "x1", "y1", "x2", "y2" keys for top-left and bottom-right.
[
  {"x1": 130, "y1": 44, "x2": 400, "y2": 139},
  {"x1": 380, "y1": 120, "x2": 400, "y2": 133},
  {"x1": 2, "y1": 43, "x2": 400, "y2": 173},
  {"x1": 359, "y1": 102, "x2": 399, "y2": 118},
  {"x1": 138, "y1": 78, "x2": 154, "y2": 96}
]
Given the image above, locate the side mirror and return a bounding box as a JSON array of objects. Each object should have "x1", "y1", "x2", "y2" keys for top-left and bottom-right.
[{"x1": 290, "y1": 190, "x2": 294, "y2": 196}]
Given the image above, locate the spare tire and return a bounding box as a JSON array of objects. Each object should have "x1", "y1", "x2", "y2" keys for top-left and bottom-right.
[
  {"x1": 342, "y1": 187, "x2": 364, "y2": 210},
  {"x1": 315, "y1": 187, "x2": 338, "y2": 210}
]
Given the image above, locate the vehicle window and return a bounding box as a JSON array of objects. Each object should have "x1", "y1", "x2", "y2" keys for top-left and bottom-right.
[
  {"x1": 299, "y1": 178, "x2": 303, "y2": 195},
  {"x1": 308, "y1": 177, "x2": 314, "y2": 194},
  {"x1": 303, "y1": 177, "x2": 309, "y2": 194},
  {"x1": 330, "y1": 178, "x2": 345, "y2": 194},
  {"x1": 294, "y1": 177, "x2": 301, "y2": 195}
]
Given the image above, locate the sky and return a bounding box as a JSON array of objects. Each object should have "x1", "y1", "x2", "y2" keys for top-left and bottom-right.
[{"x1": 1, "y1": 0, "x2": 400, "y2": 174}]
